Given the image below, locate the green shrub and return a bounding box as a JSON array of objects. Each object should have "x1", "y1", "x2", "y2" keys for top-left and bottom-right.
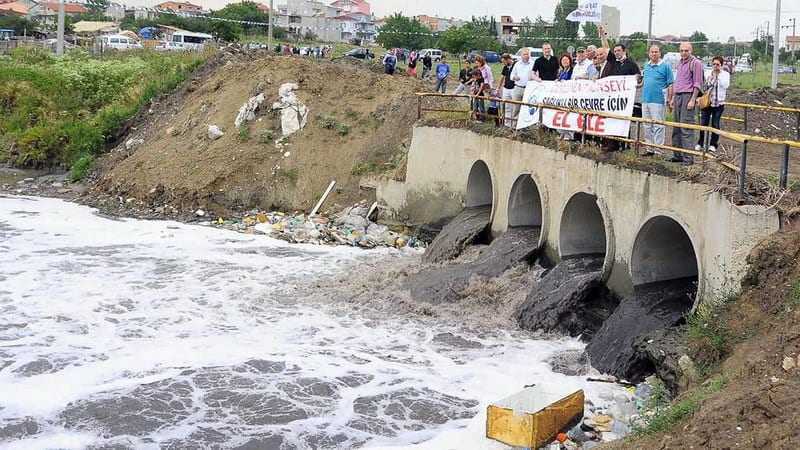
[
  {"x1": 69, "y1": 154, "x2": 95, "y2": 182},
  {"x1": 237, "y1": 125, "x2": 251, "y2": 142},
  {"x1": 258, "y1": 129, "x2": 274, "y2": 143},
  {"x1": 0, "y1": 49, "x2": 207, "y2": 168},
  {"x1": 335, "y1": 123, "x2": 350, "y2": 136}
]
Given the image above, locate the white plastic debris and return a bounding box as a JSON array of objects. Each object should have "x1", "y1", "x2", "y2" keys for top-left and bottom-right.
[
  {"x1": 207, "y1": 125, "x2": 224, "y2": 140},
  {"x1": 271, "y1": 83, "x2": 308, "y2": 137},
  {"x1": 234, "y1": 93, "x2": 265, "y2": 128}
]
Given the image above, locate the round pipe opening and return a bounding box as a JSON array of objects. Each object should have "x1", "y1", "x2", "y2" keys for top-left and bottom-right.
[
  {"x1": 507, "y1": 174, "x2": 543, "y2": 228},
  {"x1": 465, "y1": 160, "x2": 493, "y2": 208},
  {"x1": 559, "y1": 192, "x2": 607, "y2": 259}
]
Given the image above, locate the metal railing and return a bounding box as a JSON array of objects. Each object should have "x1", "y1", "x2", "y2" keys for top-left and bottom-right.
[
  {"x1": 723, "y1": 101, "x2": 800, "y2": 141},
  {"x1": 416, "y1": 92, "x2": 800, "y2": 197}
]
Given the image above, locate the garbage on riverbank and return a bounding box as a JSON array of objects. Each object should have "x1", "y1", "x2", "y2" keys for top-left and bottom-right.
[
  {"x1": 534, "y1": 375, "x2": 657, "y2": 449},
  {"x1": 203, "y1": 200, "x2": 425, "y2": 249}
]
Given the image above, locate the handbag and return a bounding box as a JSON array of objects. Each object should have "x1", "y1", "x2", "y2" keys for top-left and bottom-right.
[{"x1": 697, "y1": 90, "x2": 712, "y2": 110}]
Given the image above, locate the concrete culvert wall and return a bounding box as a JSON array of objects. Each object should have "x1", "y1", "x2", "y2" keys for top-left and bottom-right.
[
  {"x1": 631, "y1": 216, "x2": 699, "y2": 286},
  {"x1": 507, "y1": 174, "x2": 543, "y2": 228},
  {"x1": 559, "y1": 193, "x2": 607, "y2": 258},
  {"x1": 465, "y1": 160, "x2": 493, "y2": 208}
]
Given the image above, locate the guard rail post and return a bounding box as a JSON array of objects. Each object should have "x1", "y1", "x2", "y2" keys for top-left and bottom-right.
[
  {"x1": 702, "y1": 125, "x2": 711, "y2": 168},
  {"x1": 796, "y1": 112, "x2": 800, "y2": 141},
  {"x1": 581, "y1": 114, "x2": 588, "y2": 147},
  {"x1": 739, "y1": 140, "x2": 749, "y2": 197},
  {"x1": 634, "y1": 121, "x2": 641, "y2": 155},
  {"x1": 417, "y1": 95, "x2": 422, "y2": 120},
  {"x1": 780, "y1": 143, "x2": 790, "y2": 190},
  {"x1": 743, "y1": 108, "x2": 749, "y2": 132}
]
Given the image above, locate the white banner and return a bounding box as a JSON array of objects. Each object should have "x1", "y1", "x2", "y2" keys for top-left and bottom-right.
[
  {"x1": 566, "y1": 0, "x2": 603, "y2": 23},
  {"x1": 516, "y1": 76, "x2": 637, "y2": 137}
]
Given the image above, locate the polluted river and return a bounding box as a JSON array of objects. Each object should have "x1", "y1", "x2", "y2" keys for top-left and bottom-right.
[{"x1": 0, "y1": 195, "x2": 655, "y2": 449}]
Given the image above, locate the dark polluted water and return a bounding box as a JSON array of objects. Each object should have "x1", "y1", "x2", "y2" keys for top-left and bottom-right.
[
  {"x1": 585, "y1": 278, "x2": 697, "y2": 382},
  {"x1": 0, "y1": 196, "x2": 628, "y2": 450}
]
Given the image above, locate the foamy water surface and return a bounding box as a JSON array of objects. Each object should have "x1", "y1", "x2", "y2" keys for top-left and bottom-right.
[{"x1": 0, "y1": 196, "x2": 624, "y2": 449}]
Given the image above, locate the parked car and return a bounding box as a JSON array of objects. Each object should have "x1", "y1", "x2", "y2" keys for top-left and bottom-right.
[
  {"x1": 467, "y1": 50, "x2": 502, "y2": 63},
  {"x1": 736, "y1": 63, "x2": 753, "y2": 73},
  {"x1": 343, "y1": 47, "x2": 373, "y2": 59},
  {"x1": 97, "y1": 34, "x2": 143, "y2": 51},
  {"x1": 778, "y1": 65, "x2": 797, "y2": 74},
  {"x1": 155, "y1": 31, "x2": 212, "y2": 52},
  {"x1": 0, "y1": 29, "x2": 14, "y2": 41},
  {"x1": 419, "y1": 48, "x2": 443, "y2": 61},
  {"x1": 512, "y1": 47, "x2": 544, "y2": 62}
]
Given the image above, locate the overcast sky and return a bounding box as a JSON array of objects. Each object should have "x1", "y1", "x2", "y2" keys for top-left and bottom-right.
[{"x1": 132, "y1": 0, "x2": 800, "y2": 42}]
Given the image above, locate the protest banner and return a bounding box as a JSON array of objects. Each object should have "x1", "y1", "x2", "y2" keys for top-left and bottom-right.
[
  {"x1": 566, "y1": 0, "x2": 603, "y2": 23},
  {"x1": 515, "y1": 75, "x2": 637, "y2": 137}
]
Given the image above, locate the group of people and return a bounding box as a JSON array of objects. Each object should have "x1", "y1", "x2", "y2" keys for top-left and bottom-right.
[
  {"x1": 383, "y1": 50, "x2": 436, "y2": 80},
  {"x1": 277, "y1": 44, "x2": 332, "y2": 58},
  {"x1": 410, "y1": 24, "x2": 730, "y2": 164}
]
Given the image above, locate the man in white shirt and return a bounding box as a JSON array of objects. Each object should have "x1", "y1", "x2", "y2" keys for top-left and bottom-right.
[
  {"x1": 572, "y1": 47, "x2": 594, "y2": 80},
  {"x1": 509, "y1": 48, "x2": 535, "y2": 127}
]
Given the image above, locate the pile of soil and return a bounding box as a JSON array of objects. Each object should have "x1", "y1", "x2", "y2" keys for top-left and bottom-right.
[
  {"x1": 610, "y1": 229, "x2": 800, "y2": 449},
  {"x1": 93, "y1": 52, "x2": 425, "y2": 216},
  {"x1": 726, "y1": 86, "x2": 800, "y2": 141}
]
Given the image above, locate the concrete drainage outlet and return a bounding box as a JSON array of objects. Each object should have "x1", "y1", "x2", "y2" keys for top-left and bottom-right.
[
  {"x1": 465, "y1": 160, "x2": 493, "y2": 208},
  {"x1": 631, "y1": 215, "x2": 700, "y2": 305},
  {"x1": 507, "y1": 174, "x2": 543, "y2": 228},
  {"x1": 559, "y1": 192, "x2": 608, "y2": 261}
]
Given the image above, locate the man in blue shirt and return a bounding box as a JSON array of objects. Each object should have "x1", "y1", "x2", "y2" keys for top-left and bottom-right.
[
  {"x1": 642, "y1": 45, "x2": 674, "y2": 153},
  {"x1": 435, "y1": 57, "x2": 451, "y2": 93}
]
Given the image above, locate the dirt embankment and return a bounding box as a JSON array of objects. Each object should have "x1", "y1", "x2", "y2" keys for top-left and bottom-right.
[
  {"x1": 611, "y1": 229, "x2": 800, "y2": 449},
  {"x1": 92, "y1": 52, "x2": 425, "y2": 216}
]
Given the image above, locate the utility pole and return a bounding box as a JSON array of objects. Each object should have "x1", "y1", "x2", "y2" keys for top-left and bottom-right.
[
  {"x1": 772, "y1": 0, "x2": 781, "y2": 89},
  {"x1": 267, "y1": 0, "x2": 274, "y2": 51},
  {"x1": 766, "y1": 21, "x2": 771, "y2": 55},
  {"x1": 782, "y1": 17, "x2": 796, "y2": 60},
  {"x1": 56, "y1": 0, "x2": 64, "y2": 56},
  {"x1": 647, "y1": 0, "x2": 653, "y2": 46}
]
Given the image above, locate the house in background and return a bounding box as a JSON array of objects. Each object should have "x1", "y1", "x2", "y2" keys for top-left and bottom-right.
[
  {"x1": 0, "y1": 0, "x2": 29, "y2": 17},
  {"x1": 330, "y1": 0, "x2": 369, "y2": 16},
  {"x1": 155, "y1": 1, "x2": 204, "y2": 16},
  {"x1": 31, "y1": 1, "x2": 89, "y2": 28},
  {"x1": 336, "y1": 11, "x2": 375, "y2": 43}
]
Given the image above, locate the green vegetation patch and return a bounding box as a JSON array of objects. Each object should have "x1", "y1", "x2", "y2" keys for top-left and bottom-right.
[
  {"x1": 635, "y1": 376, "x2": 727, "y2": 436},
  {"x1": 0, "y1": 47, "x2": 206, "y2": 172}
]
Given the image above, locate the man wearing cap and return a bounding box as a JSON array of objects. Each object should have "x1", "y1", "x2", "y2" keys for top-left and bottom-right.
[
  {"x1": 497, "y1": 53, "x2": 517, "y2": 127},
  {"x1": 572, "y1": 47, "x2": 594, "y2": 80}
]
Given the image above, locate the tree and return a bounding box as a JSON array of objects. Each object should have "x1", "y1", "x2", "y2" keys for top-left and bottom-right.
[
  {"x1": 0, "y1": 16, "x2": 38, "y2": 36},
  {"x1": 437, "y1": 21, "x2": 499, "y2": 56},
  {"x1": 688, "y1": 31, "x2": 709, "y2": 57},
  {"x1": 84, "y1": 0, "x2": 108, "y2": 14},
  {"x1": 376, "y1": 13, "x2": 433, "y2": 50},
  {"x1": 621, "y1": 31, "x2": 649, "y2": 62},
  {"x1": 551, "y1": 0, "x2": 579, "y2": 44},
  {"x1": 581, "y1": 22, "x2": 598, "y2": 41},
  {"x1": 516, "y1": 16, "x2": 551, "y2": 48}
]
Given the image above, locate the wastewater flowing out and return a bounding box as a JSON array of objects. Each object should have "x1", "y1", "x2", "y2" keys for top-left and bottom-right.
[{"x1": 0, "y1": 196, "x2": 629, "y2": 450}]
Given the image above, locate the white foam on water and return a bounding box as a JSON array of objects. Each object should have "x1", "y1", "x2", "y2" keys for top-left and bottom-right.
[{"x1": 0, "y1": 196, "x2": 627, "y2": 449}]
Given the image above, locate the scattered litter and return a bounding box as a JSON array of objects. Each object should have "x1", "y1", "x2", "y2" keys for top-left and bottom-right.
[
  {"x1": 234, "y1": 93, "x2": 265, "y2": 128},
  {"x1": 207, "y1": 125, "x2": 224, "y2": 140},
  {"x1": 283, "y1": 151, "x2": 291, "y2": 157},
  {"x1": 782, "y1": 355, "x2": 796, "y2": 371},
  {"x1": 195, "y1": 209, "x2": 206, "y2": 217},
  {"x1": 271, "y1": 83, "x2": 308, "y2": 137},
  {"x1": 125, "y1": 138, "x2": 144, "y2": 151},
  {"x1": 207, "y1": 200, "x2": 424, "y2": 249}
]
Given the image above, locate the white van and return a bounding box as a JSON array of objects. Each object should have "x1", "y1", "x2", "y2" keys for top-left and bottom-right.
[
  {"x1": 97, "y1": 34, "x2": 143, "y2": 51},
  {"x1": 419, "y1": 48, "x2": 443, "y2": 61},
  {"x1": 157, "y1": 31, "x2": 213, "y2": 51}
]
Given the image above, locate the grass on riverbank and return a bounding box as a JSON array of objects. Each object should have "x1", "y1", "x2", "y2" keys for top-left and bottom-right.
[
  {"x1": 0, "y1": 47, "x2": 207, "y2": 177},
  {"x1": 732, "y1": 62, "x2": 800, "y2": 89}
]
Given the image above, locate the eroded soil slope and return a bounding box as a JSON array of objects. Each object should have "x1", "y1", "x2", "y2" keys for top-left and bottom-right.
[{"x1": 95, "y1": 54, "x2": 423, "y2": 215}]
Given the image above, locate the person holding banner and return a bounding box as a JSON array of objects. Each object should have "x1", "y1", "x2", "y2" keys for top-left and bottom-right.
[
  {"x1": 498, "y1": 54, "x2": 517, "y2": 127},
  {"x1": 510, "y1": 48, "x2": 535, "y2": 126},
  {"x1": 642, "y1": 45, "x2": 674, "y2": 152},
  {"x1": 533, "y1": 43, "x2": 559, "y2": 81},
  {"x1": 668, "y1": 42, "x2": 704, "y2": 164}
]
